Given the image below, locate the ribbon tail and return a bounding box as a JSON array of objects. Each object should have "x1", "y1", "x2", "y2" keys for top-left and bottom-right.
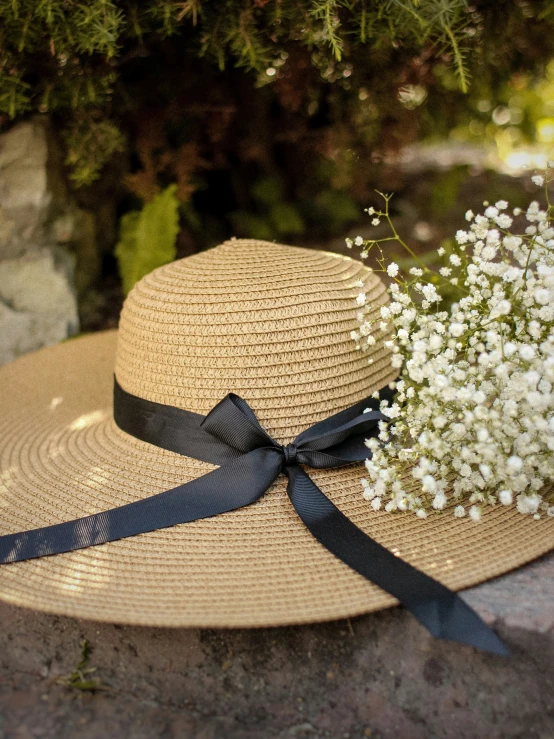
[
  {"x1": 410, "y1": 594, "x2": 507, "y2": 654},
  {"x1": 286, "y1": 466, "x2": 508, "y2": 656},
  {"x1": 0, "y1": 447, "x2": 283, "y2": 564}
]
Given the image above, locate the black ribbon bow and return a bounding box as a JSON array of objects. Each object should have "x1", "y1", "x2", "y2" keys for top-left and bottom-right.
[{"x1": 0, "y1": 379, "x2": 507, "y2": 656}]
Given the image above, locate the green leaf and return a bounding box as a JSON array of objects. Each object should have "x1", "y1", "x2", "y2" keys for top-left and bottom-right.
[
  {"x1": 269, "y1": 202, "x2": 305, "y2": 235},
  {"x1": 115, "y1": 184, "x2": 180, "y2": 295},
  {"x1": 229, "y1": 210, "x2": 274, "y2": 240},
  {"x1": 251, "y1": 175, "x2": 285, "y2": 206}
]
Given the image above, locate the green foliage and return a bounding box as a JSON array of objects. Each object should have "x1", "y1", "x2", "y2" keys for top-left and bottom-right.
[
  {"x1": 0, "y1": 73, "x2": 30, "y2": 117},
  {"x1": 310, "y1": 189, "x2": 360, "y2": 233},
  {"x1": 388, "y1": 0, "x2": 472, "y2": 93},
  {"x1": 269, "y1": 202, "x2": 305, "y2": 236},
  {"x1": 429, "y1": 165, "x2": 469, "y2": 216},
  {"x1": 63, "y1": 118, "x2": 125, "y2": 186},
  {"x1": 0, "y1": 0, "x2": 473, "y2": 118},
  {"x1": 229, "y1": 211, "x2": 274, "y2": 241},
  {"x1": 251, "y1": 176, "x2": 286, "y2": 207},
  {"x1": 56, "y1": 639, "x2": 108, "y2": 692},
  {"x1": 115, "y1": 185, "x2": 180, "y2": 295},
  {"x1": 3, "y1": 0, "x2": 548, "y2": 184},
  {"x1": 230, "y1": 174, "x2": 306, "y2": 239},
  {"x1": 2, "y1": 0, "x2": 554, "y2": 205}
]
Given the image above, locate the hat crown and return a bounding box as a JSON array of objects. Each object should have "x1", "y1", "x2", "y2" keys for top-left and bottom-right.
[{"x1": 115, "y1": 239, "x2": 394, "y2": 443}]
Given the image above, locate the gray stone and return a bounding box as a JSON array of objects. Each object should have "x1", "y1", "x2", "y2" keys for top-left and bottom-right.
[
  {"x1": 463, "y1": 550, "x2": 554, "y2": 634},
  {"x1": 0, "y1": 301, "x2": 34, "y2": 360},
  {"x1": 0, "y1": 118, "x2": 85, "y2": 364},
  {"x1": 0, "y1": 118, "x2": 51, "y2": 258},
  {"x1": 0, "y1": 248, "x2": 78, "y2": 364}
]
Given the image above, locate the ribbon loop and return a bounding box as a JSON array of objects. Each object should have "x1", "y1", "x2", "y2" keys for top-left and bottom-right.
[{"x1": 201, "y1": 393, "x2": 275, "y2": 453}]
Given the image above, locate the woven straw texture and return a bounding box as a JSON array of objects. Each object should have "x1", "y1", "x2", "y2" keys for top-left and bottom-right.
[{"x1": 0, "y1": 239, "x2": 552, "y2": 627}]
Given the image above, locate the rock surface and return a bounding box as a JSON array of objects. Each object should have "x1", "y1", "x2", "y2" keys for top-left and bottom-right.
[
  {"x1": 0, "y1": 552, "x2": 551, "y2": 738},
  {"x1": 0, "y1": 248, "x2": 78, "y2": 363},
  {"x1": 0, "y1": 118, "x2": 87, "y2": 365}
]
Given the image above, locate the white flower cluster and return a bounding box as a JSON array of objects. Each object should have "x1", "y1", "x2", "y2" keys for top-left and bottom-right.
[{"x1": 350, "y1": 186, "x2": 554, "y2": 520}]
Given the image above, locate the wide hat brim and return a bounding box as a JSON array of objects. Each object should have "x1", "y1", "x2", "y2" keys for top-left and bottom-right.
[{"x1": 0, "y1": 329, "x2": 553, "y2": 627}]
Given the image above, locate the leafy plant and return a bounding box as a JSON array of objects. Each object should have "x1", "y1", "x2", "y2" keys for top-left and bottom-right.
[
  {"x1": 56, "y1": 639, "x2": 108, "y2": 692},
  {"x1": 63, "y1": 117, "x2": 125, "y2": 187},
  {"x1": 115, "y1": 185, "x2": 180, "y2": 295}
]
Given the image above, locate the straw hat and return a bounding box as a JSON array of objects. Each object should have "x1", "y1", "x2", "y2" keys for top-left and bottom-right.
[{"x1": 0, "y1": 238, "x2": 552, "y2": 627}]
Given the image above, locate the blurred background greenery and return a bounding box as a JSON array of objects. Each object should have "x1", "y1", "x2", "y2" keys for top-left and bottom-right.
[{"x1": 2, "y1": 0, "x2": 554, "y2": 328}]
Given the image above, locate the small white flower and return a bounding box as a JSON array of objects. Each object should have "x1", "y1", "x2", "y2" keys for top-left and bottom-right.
[
  {"x1": 534, "y1": 288, "x2": 550, "y2": 305},
  {"x1": 516, "y1": 493, "x2": 541, "y2": 515},
  {"x1": 531, "y1": 175, "x2": 545, "y2": 187},
  {"x1": 506, "y1": 456, "x2": 523, "y2": 474},
  {"x1": 354, "y1": 236, "x2": 364, "y2": 247},
  {"x1": 354, "y1": 191, "x2": 554, "y2": 523},
  {"x1": 455, "y1": 231, "x2": 470, "y2": 245},
  {"x1": 519, "y1": 345, "x2": 535, "y2": 361},
  {"x1": 495, "y1": 214, "x2": 513, "y2": 228},
  {"x1": 356, "y1": 292, "x2": 367, "y2": 306},
  {"x1": 372, "y1": 218, "x2": 380, "y2": 226},
  {"x1": 449, "y1": 322, "x2": 465, "y2": 338},
  {"x1": 493, "y1": 299, "x2": 511, "y2": 316},
  {"x1": 422, "y1": 475, "x2": 438, "y2": 493},
  {"x1": 499, "y1": 490, "x2": 513, "y2": 505},
  {"x1": 469, "y1": 505, "x2": 482, "y2": 522}
]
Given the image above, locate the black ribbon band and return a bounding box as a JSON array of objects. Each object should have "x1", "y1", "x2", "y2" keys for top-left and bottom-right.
[{"x1": 0, "y1": 379, "x2": 508, "y2": 656}]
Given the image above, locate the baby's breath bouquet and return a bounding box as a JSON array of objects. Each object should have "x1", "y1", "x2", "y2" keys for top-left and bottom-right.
[{"x1": 348, "y1": 172, "x2": 554, "y2": 522}]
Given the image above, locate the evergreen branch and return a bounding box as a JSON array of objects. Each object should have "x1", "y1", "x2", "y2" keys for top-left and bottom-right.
[
  {"x1": 309, "y1": 0, "x2": 344, "y2": 61},
  {"x1": 442, "y1": 21, "x2": 469, "y2": 93},
  {"x1": 175, "y1": 0, "x2": 202, "y2": 25},
  {"x1": 0, "y1": 0, "x2": 552, "y2": 183}
]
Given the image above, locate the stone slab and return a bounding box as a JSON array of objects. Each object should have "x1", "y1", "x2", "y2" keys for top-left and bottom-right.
[{"x1": 0, "y1": 552, "x2": 552, "y2": 738}]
